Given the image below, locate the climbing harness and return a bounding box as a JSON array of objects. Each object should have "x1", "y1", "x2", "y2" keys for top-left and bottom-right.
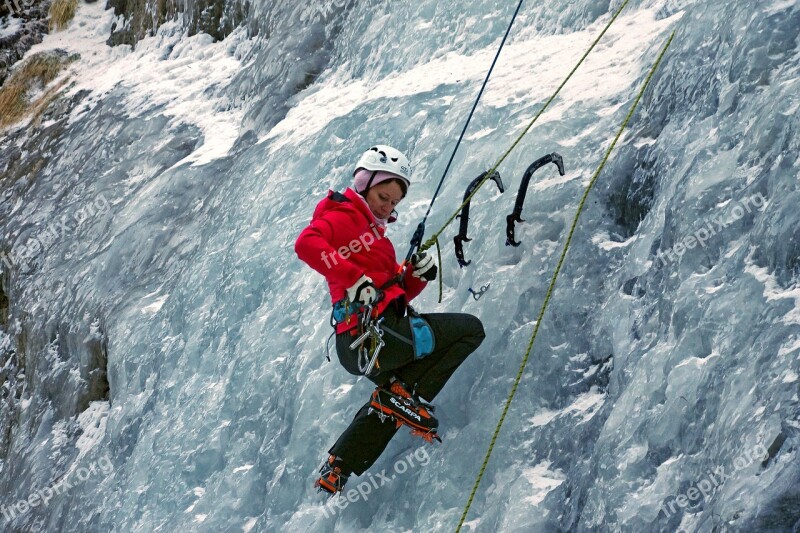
[
  {"x1": 467, "y1": 284, "x2": 491, "y2": 301},
  {"x1": 505, "y1": 153, "x2": 565, "y2": 247},
  {"x1": 454, "y1": 29, "x2": 677, "y2": 532},
  {"x1": 454, "y1": 171, "x2": 505, "y2": 268},
  {"x1": 377, "y1": 306, "x2": 436, "y2": 360},
  {"x1": 330, "y1": 293, "x2": 435, "y2": 375},
  {"x1": 327, "y1": 290, "x2": 385, "y2": 366}
]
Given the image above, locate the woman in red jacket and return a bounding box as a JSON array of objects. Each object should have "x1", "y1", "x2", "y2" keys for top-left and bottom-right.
[{"x1": 295, "y1": 145, "x2": 485, "y2": 495}]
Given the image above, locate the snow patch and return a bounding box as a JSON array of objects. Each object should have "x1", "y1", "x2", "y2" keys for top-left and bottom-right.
[
  {"x1": 0, "y1": 16, "x2": 22, "y2": 39},
  {"x1": 533, "y1": 170, "x2": 584, "y2": 191},
  {"x1": 778, "y1": 337, "x2": 800, "y2": 358},
  {"x1": 521, "y1": 461, "x2": 566, "y2": 506},
  {"x1": 331, "y1": 383, "x2": 354, "y2": 396},
  {"x1": 142, "y1": 294, "x2": 169, "y2": 314},
  {"x1": 465, "y1": 127, "x2": 496, "y2": 141},
  {"x1": 675, "y1": 352, "x2": 719, "y2": 369},
  {"x1": 261, "y1": 8, "x2": 679, "y2": 152},
  {"x1": 765, "y1": 0, "x2": 796, "y2": 15},
  {"x1": 23, "y1": 0, "x2": 252, "y2": 166},
  {"x1": 592, "y1": 231, "x2": 637, "y2": 250},
  {"x1": 530, "y1": 408, "x2": 559, "y2": 427},
  {"x1": 744, "y1": 260, "x2": 800, "y2": 324},
  {"x1": 530, "y1": 389, "x2": 605, "y2": 427},
  {"x1": 568, "y1": 389, "x2": 606, "y2": 422},
  {"x1": 75, "y1": 401, "x2": 110, "y2": 460},
  {"x1": 461, "y1": 518, "x2": 481, "y2": 531}
]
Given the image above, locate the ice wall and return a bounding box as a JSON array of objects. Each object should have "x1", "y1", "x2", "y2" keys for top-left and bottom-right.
[{"x1": 0, "y1": 0, "x2": 798, "y2": 531}]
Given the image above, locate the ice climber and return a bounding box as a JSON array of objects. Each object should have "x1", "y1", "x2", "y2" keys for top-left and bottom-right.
[{"x1": 294, "y1": 145, "x2": 486, "y2": 495}]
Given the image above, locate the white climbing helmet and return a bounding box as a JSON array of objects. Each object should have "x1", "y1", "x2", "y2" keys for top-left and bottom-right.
[{"x1": 353, "y1": 145, "x2": 412, "y2": 187}]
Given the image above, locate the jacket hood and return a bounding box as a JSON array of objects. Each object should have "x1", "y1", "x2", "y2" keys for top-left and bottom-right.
[{"x1": 312, "y1": 187, "x2": 396, "y2": 225}]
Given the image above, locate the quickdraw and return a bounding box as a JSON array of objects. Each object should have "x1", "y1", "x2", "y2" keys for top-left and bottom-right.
[
  {"x1": 454, "y1": 171, "x2": 505, "y2": 268},
  {"x1": 350, "y1": 311, "x2": 385, "y2": 377},
  {"x1": 505, "y1": 152, "x2": 565, "y2": 247}
]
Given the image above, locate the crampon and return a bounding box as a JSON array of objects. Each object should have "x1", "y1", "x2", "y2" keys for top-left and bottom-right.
[
  {"x1": 314, "y1": 455, "x2": 349, "y2": 496},
  {"x1": 369, "y1": 381, "x2": 442, "y2": 443}
]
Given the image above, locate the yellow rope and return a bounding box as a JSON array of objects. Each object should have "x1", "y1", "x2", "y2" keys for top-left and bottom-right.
[
  {"x1": 420, "y1": 0, "x2": 632, "y2": 254},
  {"x1": 454, "y1": 30, "x2": 677, "y2": 532}
]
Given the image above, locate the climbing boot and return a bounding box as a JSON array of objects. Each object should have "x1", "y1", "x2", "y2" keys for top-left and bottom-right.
[
  {"x1": 315, "y1": 455, "x2": 350, "y2": 495},
  {"x1": 369, "y1": 381, "x2": 441, "y2": 443}
]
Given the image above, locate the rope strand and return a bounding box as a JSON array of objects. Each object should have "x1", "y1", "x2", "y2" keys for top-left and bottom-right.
[
  {"x1": 422, "y1": 0, "x2": 526, "y2": 223},
  {"x1": 420, "y1": 0, "x2": 632, "y2": 254},
  {"x1": 399, "y1": 0, "x2": 526, "y2": 273},
  {"x1": 454, "y1": 29, "x2": 677, "y2": 532}
]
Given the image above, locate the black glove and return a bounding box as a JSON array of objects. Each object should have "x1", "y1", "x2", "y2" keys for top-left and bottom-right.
[{"x1": 411, "y1": 253, "x2": 437, "y2": 282}]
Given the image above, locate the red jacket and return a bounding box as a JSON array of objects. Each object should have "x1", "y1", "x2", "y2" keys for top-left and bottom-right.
[{"x1": 295, "y1": 187, "x2": 427, "y2": 333}]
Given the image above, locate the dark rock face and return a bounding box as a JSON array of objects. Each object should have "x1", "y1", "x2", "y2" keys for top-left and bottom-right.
[
  {"x1": 2, "y1": 0, "x2": 249, "y2": 84},
  {"x1": 106, "y1": 0, "x2": 248, "y2": 47},
  {"x1": 0, "y1": 1, "x2": 50, "y2": 88}
]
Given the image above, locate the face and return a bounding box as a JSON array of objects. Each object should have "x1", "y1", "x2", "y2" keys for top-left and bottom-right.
[{"x1": 365, "y1": 181, "x2": 404, "y2": 220}]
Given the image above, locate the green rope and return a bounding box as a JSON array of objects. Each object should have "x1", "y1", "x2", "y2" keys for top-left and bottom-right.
[
  {"x1": 454, "y1": 30, "x2": 676, "y2": 532},
  {"x1": 420, "y1": 0, "x2": 631, "y2": 255}
]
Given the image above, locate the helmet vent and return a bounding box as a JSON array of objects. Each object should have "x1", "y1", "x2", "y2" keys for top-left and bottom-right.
[{"x1": 354, "y1": 144, "x2": 411, "y2": 185}]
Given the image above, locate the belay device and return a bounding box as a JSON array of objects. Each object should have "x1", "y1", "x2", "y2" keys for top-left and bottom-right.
[{"x1": 506, "y1": 153, "x2": 565, "y2": 247}]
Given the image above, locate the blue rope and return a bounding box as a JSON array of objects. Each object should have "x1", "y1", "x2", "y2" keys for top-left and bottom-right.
[{"x1": 406, "y1": 0, "x2": 525, "y2": 260}]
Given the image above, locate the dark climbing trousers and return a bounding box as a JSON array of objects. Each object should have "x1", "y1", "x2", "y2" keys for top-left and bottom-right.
[{"x1": 330, "y1": 301, "x2": 485, "y2": 476}]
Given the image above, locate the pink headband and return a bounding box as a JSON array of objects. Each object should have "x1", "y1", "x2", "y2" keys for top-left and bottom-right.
[{"x1": 353, "y1": 169, "x2": 408, "y2": 196}]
